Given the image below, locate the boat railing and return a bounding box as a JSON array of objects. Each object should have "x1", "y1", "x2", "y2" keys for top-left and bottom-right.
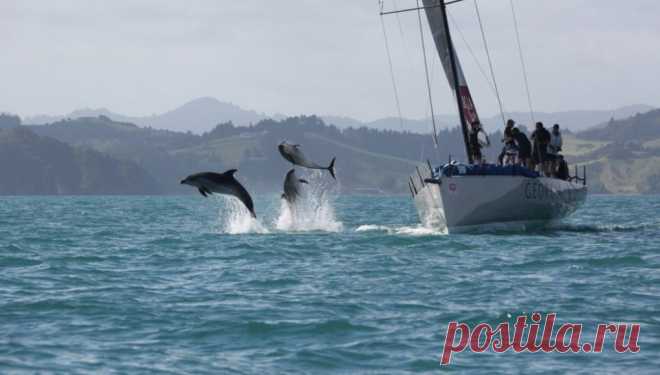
[
  {"x1": 408, "y1": 162, "x2": 437, "y2": 198},
  {"x1": 569, "y1": 165, "x2": 587, "y2": 186},
  {"x1": 409, "y1": 162, "x2": 586, "y2": 198}
]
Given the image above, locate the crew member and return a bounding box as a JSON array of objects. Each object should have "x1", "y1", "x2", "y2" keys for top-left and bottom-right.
[
  {"x1": 498, "y1": 119, "x2": 516, "y2": 165},
  {"x1": 469, "y1": 123, "x2": 484, "y2": 165},
  {"x1": 531, "y1": 122, "x2": 551, "y2": 176},
  {"x1": 512, "y1": 127, "x2": 532, "y2": 169},
  {"x1": 555, "y1": 155, "x2": 569, "y2": 181},
  {"x1": 548, "y1": 124, "x2": 563, "y2": 174}
]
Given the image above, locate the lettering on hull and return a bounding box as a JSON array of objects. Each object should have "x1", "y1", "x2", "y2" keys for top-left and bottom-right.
[{"x1": 524, "y1": 181, "x2": 581, "y2": 203}]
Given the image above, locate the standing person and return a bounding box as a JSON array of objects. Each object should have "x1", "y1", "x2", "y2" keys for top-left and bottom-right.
[
  {"x1": 548, "y1": 124, "x2": 563, "y2": 174},
  {"x1": 469, "y1": 122, "x2": 486, "y2": 165},
  {"x1": 555, "y1": 155, "x2": 569, "y2": 181},
  {"x1": 498, "y1": 119, "x2": 516, "y2": 165},
  {"x1": 512, "y1": 127, "x2": 532, "y2": 169},
  {"x1": 531, "y1": 122, "x2": 551, "y2": 175},
  {"x1": 469, "y1": 130, "x2": 483, "y2": 165}
]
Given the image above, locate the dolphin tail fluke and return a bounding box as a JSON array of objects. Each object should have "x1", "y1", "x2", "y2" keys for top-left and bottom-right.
[{"x1": 327, "y1": 157, "x2": 336, "y2": 180}]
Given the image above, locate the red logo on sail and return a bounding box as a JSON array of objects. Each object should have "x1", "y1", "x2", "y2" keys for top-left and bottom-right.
[{"x1": 458, "y1": 86, "x2": 480, "y2": 130}]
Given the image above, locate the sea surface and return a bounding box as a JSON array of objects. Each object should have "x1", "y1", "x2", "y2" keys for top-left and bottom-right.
[{"x1": 1, "y1": 191, "x2": 659, "y2": 374}]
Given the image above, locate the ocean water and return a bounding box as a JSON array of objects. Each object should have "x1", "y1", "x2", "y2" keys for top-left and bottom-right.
[{"x1": 1, "y1": 190, "x2": 659, "y2": 373}]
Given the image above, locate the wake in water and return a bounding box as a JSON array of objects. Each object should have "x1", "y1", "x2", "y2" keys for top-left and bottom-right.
[
  {"x1": 545, "y1": 222, "x2": 657, "y2": 234},
  {"x1": 215, "y1": 196, "x2": 269, "y2": 234},
  {"x1": 355, "y1": 224, "x2": 448, "y2": 236},
  {"x1": 275, "y1": 170, "x2": 343, "y2": 232}
]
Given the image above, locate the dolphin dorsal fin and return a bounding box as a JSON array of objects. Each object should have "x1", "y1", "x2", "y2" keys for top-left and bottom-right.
[{"x1": 224, "y1": 169, "x2": 238, "y2": 176}]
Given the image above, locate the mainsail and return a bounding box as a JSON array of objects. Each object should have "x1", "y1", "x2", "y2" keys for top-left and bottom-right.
[{"x1": 422, "y1": 0, "x2": 482, "y2": 163}]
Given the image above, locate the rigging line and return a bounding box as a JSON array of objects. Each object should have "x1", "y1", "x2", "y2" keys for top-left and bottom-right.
[
  {"x1": 379, "y1": 13, "x2": 405, "y2": 131},
  {"x1": 509, "y1": 0, "x2": 535, "y2": 124},
  {"x1": 392, "y1": 0, "x2": 406, "y2": 40},
  {"x1": 447, "y1": 12, "x2": 499, "y2": 102},
  {"x1": 474, "y1": 0, "x2": 506, "y2": 126},
  {"x1": 415, "y1": 0, "x2": 439, "y2": 148}
]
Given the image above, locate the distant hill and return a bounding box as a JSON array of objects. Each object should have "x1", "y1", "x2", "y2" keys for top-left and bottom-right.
[
  {"x1": 22, "y1": 97, "x2": 653, "y2": 135},
  {"x1": 29, "y1": 115, "x2": 202, "y2": 193},
  {"x1": 9, "y1": 106, "x2": 660, "y2": 195},
  {"x1": 321, "y1": 115, "x2": 452, "y2": 134},
  {"x1": 578, "y1": 108, "x2": 660, "y2": 142},
  {"x1": 560, "y1": 109, "x2": 660, "y2": 194},
  {"x1": 0, "y1": 127, "x2": 159, "y2": 195},
  {"x1": 324, "y1": 105, "x2": 656, "y2": 134},
  {"x1": 0, "y1": 113, "x2": 21, "y2": 130},
  {"x1": 24, "y1": 97, "x2": 276, "y2": 134},
  {"x1": 27, "y1": 115, "x2": 488, "y2": 194}
]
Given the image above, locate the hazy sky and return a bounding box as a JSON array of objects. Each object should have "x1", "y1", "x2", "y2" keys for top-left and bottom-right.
[{"x1": 1, "y1": 0, "x2": 659, "y2": 121}]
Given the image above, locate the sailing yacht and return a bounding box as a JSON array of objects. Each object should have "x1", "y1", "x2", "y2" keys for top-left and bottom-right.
[{"x1": 383, "y1": 0, "x2": 587, "y2": 232}]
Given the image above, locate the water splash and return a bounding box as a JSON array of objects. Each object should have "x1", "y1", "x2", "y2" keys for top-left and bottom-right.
[
  {"x1": 355, "y1": 224, "x2": 447, "y2": 236},
  {"x1": 275, "y1": 170, "x2": 343, "y2": 232},
  {"x1": 216, "y1": 196, "x2": 269, "y2": 234}
]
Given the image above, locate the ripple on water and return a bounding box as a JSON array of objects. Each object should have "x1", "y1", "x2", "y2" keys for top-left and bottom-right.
[{"x1": 0, "y1": 195, "x2": 658, "y2": 373}]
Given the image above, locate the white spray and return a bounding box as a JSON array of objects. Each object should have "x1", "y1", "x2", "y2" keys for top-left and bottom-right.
[
  {"x1": 275, "y1": 170, "x2": 343, "y2": 232},
  {"x1": 215, "y1": 196, "x2": 269, "y2": 234}
]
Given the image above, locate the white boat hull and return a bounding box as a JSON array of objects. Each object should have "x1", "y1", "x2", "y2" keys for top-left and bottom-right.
[{"x1": 413, "y1": 175, "x2": 587, "y2": 233}]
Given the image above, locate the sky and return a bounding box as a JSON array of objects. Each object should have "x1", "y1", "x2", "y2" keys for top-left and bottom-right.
[{"x1": 1, "y1": 0, "x2": 659, "y2": 121}]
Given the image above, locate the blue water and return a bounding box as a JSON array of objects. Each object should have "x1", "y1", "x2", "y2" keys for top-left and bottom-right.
[{"x1": 1, "y1": 194, "x2": 659, "y2": 374}]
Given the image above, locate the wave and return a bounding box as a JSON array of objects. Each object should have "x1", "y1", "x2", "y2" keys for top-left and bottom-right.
[{"x1": 547, "y1": 222, "x2": 657, "y2": 234}]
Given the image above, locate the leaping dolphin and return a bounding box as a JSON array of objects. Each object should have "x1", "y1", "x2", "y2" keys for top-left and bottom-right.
[
  {"x1": 278, "y1": 141, "x2": 336, "y2": 179},
  {"x1": 281, "y1": 169, "x2": 308, "y2": 204},
  {"x1": 180, "y1": 169, "x2": 256, "y2": 218}
]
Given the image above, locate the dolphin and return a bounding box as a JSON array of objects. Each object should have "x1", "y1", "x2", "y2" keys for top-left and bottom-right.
[
  {"x1": 278, "y1": 142, "x2": 336, "y2": 179},
  {"x1": 281, "y1": 169, "x2": 308, "y2": 204},
  {"x1": 180, "y1": 169, "x2": 256, "y2": 218}
]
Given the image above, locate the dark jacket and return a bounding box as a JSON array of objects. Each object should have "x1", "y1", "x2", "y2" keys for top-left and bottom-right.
[
  {"x1": 513, "y1": 131, "x2": 531, "y2": 155},
  {"x1": 556, "y1": 159, "x2": 569, "y2": 180},
  {"x1": 532, "y1": 128, "x2": 551, "y2": 146}
]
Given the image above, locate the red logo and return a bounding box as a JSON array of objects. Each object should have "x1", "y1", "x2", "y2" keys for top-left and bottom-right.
[{"x1": 458, "y1": 86, "x2": 479, "y2": 128}]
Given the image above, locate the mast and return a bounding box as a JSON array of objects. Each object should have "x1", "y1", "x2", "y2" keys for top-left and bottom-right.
[
  {"x1": 420, "y1": 0, "x2": 483, "y2": 164},
  {"x1": 438, "y1": 0, "x2": 472, "y2": 164},
  {"x1": 381, "y1": 0, "x2": 484, "y2": 163}
]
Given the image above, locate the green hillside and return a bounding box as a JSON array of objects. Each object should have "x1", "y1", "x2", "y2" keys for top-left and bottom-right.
[
  {"x1": 0, "y1": 127, "x2": 158, "y2": 195},
  {"x1": 28, "y1": 116, "x2": 454, "y2": 194},
  {"x1": 561, "y1": 133, "x2": 609, "y2": 158},
  {"x1": 567, "y1": 109, "x2": 660, "y2": 194},
  {"x1": 10, "y1": 108, "x2": 660, "y2": 195}
]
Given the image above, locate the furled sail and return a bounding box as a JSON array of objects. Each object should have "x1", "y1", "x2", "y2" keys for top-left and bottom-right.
[{"x1": 422, "y1": 0, "x2": 484, "y2": 161}]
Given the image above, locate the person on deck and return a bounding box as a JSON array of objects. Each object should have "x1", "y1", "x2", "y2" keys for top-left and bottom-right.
[
  {"x1": 469, "y1": 123, "x2": 484, "y2": 165},
  {"x1": 498, "y1": 119, "x2": 516, "y2": 165},
  {"x1": 548, "y1": 124, "x2": 563, "y2": 174},
  {"x1": 555, "y1": 155, "x2": 569, "y2": 181},
  {"x1": 531, "y1": 122, "x2": 551, "y2": 176},
  {"x1": 512, "y1": 127, "x2": 532, "y2": 169}
]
